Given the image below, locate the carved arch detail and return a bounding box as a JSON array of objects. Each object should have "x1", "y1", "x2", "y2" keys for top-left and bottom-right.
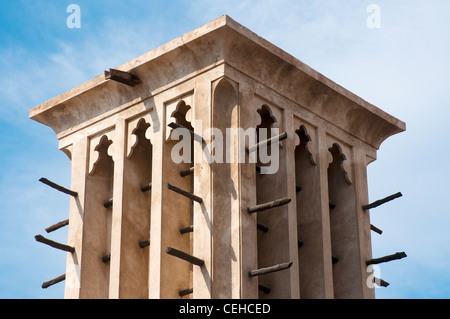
[
  {"x1": 294, "y1": 124, "x2": 317, "y2": 166},
  {"x1": 126, "y1": 112, "x2": 153, "y2": 158},
  {"x1": 88, "y1": 132, "x2": 114, "y2": 176},
  {"x1": 256, "y1": 104, "x2": 279, "y2": 131},
  {"x1": 165, "y1": 93, "x2": 194, "y2": 142},
  {"x1": 327, "y1": 142, "x2": 353, "y2": 185}
]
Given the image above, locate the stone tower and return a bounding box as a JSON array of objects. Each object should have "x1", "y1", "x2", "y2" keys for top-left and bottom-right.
[{"x1": 30, "y1": 15, "x2": 406, "y2": 299}]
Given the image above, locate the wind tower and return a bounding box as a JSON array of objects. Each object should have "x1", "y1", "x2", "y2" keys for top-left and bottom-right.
[{"x1": 30, "y1": 15, "x2": 406, "y2": 299}]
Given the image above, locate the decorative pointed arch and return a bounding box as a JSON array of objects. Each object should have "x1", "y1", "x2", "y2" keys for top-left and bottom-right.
[
  {"x1": 294, "y1": 124, "x2": 316, "y2": 166},
  {"x1": 328, "y1": 143, "x2": 352, "y2": 184},
  {"x1": 127, "y1": 117, "x2": 151, "y2": 158},
  {"x1": 166, "y1": 98, "x2": 194, "y2": 142},
  {"x1": 88, "y1": 134, "x2": 114, "y2": 175},
  {"x1": 256, "y1": 104, "x2": 278, "y2": 131}
]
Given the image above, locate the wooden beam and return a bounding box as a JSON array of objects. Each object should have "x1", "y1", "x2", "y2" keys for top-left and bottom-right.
[
  {"x1": 102, "y1": 254, "x2": 111, "y2": 263},
  {"x1": 39, "y1": 178, "x2": 78, "y2": 197},
  {"x1": 166, "y1": 247, "x2": 204, "y2": 267},
  {"x1": 168, "y1": 122, "x2": 204, "y2": 143},
  {"x1": 103, "y1": 198, "x2": 113, "y2": 208},
  {"x1": 34, "y1": 234, "x2": 75, "y2": 253},
  {"x1": 42, "y1": 274, "x2": 65, "y2": 289},
  {"x1": 179, "y1": 288, "x2": 193, "y2": 298},
  {"x1": 141, "y1": 183, "x2": 152, "y2": 192},
  {"x1": 370, "y1": 224, "x2": 383, "y2": 235},
  {"x1": 247, "y1": 131, "x2": 288, "y2": 153},
  {"x1": 258, "y1": 284, "x2": 271, "y2": 294},
  {"x1": 45, "y1": 219, "x2": 69, "y2": 233},
  {"x1": 104, "y1": 68, "x2": 141, "y2": 86},
  {"x1": 247, "y1": 197, "x2": 291, "y2": 214},
  {"x1": 257, "y1": 223, "x2": 269, "y2": 233},
  {"x1": 139, "y1": 240, "x2": 150, "y2": 248},
  {"x1": 374, "y1": 277, "x2": 390, "y2": 288},
  {"x1": 249, "y1": 262, "x2": 293, "y2": 277},
  {"x1": 363, "y1": 192, "x2": 403, "y2": 211},
  {"x1": 366, "y1": 252, "x2": 407, "y2": 265},
  {"x1": 168, "y1": 183, "x2": 203, "y2": 204},
  {"x1": 180, "y1": 167, "x2": 194, "y2": 177},
  {"x1": 179, "y1": 225, "x2": 194, "y2": 235}
]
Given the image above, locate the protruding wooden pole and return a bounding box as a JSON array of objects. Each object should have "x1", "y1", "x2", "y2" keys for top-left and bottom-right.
[
  {"x1": 102, "y1": 254, "x2": 111, "y2": 263},
  {"x1": 34, "y1": 234, "x2": 75, "y2": 253},
  {"x1": 42, "y1": 274, "x2": 66, "y2": 289},
  {"x1": 39, "y1": 178, "x2": 78, "y2": 197},
  {"x1": 370, "y1": 224, "x2": 383, "y2": 235},
  {"x1": 247, "y1": 131, "x2": 288, "y2": 153},
  {"x1": 374, "y1": 277, "x2": 390, "y2": 287},
  {"x1": 166, "y1": 247, "x2": 204, "y2": 267},
  {"x1": 45, "y1": 219, "x2": 69, "y2": 233},
  {"x1": 180, "y1": 167, "x2": 194, "y2": 177},
  {"x1": 249, "y1": 262, "x2": 293, "y2": 277},
  {"x1": 247, "y1": 197, "x2": 291, "y2": 214},
  {"x1": 104, "y1": 68, "x2": 141, "y2": 86},
  {"x1": 168, "y1": 183, "x2": 203, "y2": 204},
  {"x1": 363, "y1": 192, "x2": 403, "y2": 211},
  {"x1": 258, "y1": 284, "x2": 271, "y2": 294},
  {"x1": 141, "y1": 183, "x2": 152, "y2": 192},
  {"x1": 179, "y1": 225, "x2": 194, "y2": 235},
  {"x1": 168, "y1": 122, "x2": 204, "y2": 143},
  {"x1": 366, "y1": 252, "x2": 407, "y2": 265},
  {"x1": 103, "y1": 198, "x2": 113, "y2": 208},
  {"x1": 179, "y1": 288, "x2": 193, "y2": 298},
  {"x1": 139, "y1": 240, "x2": 150, "y2": 248},
  {"x1": 255, "y1": 165, "x2": 277, "y2": 175},
  {"x1": 257, "y1": 223, "x2": 269, "y2": 233}
]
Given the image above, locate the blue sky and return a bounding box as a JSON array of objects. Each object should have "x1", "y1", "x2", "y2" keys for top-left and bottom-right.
[{"x1": 0, "y1": 0, "x2": 449, "y2": 299}]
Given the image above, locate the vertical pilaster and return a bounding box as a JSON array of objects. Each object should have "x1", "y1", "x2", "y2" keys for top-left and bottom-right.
[
  {"x1": 238, "y1": 83, "x2": 258, "y2": 299},
  {"x1": 148, "y1": 104, "x2": 164, "y2": 299},
  {"x1": 108, "y1": 119, "x2": 125, "y2": 299},
  {"x1": 285, "y1": 111, "x2": 300, "y2": 299},
  {"x1": 317, "y1": 127, "x2": 334, "y2": 299},
  {"x1": 210, "y1": 76, "x2": 240, "y2": 298},
  {"x1": 193, "y1": 78, "x2": 213, "y2": 299},
  {"x1": 64, "y1": 138, "x2": 87, "y2": 299},
  {"x1": 353, "y1": 147, "x2": 375, "y2": 299}
]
